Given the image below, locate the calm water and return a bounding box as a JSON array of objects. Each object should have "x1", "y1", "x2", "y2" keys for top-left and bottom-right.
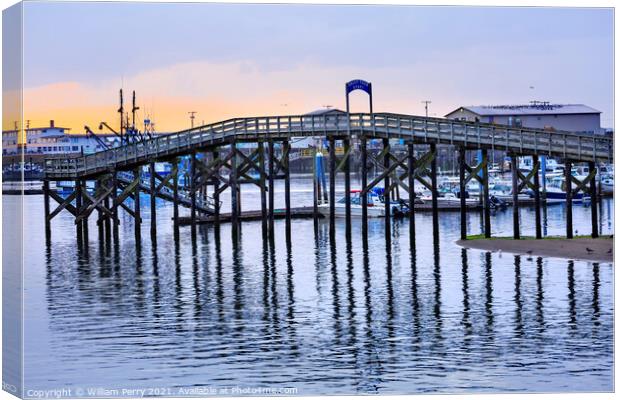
[{"x1": 8, "y1": 181, "x2": 614, "y2": 396}]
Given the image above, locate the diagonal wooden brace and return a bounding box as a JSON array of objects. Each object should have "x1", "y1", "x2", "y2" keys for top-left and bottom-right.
[{"x1": 48, "y1": 190, "x2": 78, "y2": 220}]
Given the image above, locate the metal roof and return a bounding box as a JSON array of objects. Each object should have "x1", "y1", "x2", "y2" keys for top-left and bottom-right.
[
  {"x1": 446, "y1": 104, "x2": 601, "y2": 117},
  {"x1": 304, "y1": 108, "x2": 346, "y2": 116}
]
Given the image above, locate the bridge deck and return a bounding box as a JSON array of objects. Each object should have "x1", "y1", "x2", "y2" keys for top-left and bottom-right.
[{"x1": 44, "y1": 113, "x2": 613, "y2": 179}]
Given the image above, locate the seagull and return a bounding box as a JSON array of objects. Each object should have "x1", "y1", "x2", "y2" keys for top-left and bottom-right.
[{"x1": 586, "y1": 247, "x2": 594, "y2": 253}]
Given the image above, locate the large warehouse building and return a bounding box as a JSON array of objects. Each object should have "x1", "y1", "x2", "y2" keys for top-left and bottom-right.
[{"x1": 444, "y1": 102, "x2": 603, "y2": 135}]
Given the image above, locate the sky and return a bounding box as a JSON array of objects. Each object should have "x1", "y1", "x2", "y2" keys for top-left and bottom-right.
[{"x1": 10, "y1": 2, "x2": 615, "y2": 133}]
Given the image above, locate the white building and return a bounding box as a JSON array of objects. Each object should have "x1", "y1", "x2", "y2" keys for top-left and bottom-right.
[
  {"x1": 444, "y1": 102, "x2": 602, "y2": 135},
  {"x1": 3, "y1": 120, "x2": 123, "y2": 156}
]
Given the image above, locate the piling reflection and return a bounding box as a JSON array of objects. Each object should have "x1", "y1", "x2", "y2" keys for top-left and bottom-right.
[
  {"x1": 513, "y1": 255, "x2": 524, "y2": 338},
  {"x1": 536, "y1": 257, "x2": 545, "y2": 330},
  {"x1": 36, "y1": 201, "x2": 613, "y2": 394},
  {"x1": 567, "y1": 260, "x2": 576, "y2": 331},
  {"x1": 484, "y1": 252, "x2": 494, "y2": 334},
  {"x1": 461, "y1": 249, "x2": 472, "y2": 340}
]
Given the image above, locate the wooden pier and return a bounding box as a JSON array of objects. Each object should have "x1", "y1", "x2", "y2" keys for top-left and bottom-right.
[{"x1": 41, "y1": 108, "x2": 613, "y2": 244}]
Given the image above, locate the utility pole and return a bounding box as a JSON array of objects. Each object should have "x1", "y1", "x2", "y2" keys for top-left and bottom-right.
[
  {"x1": 188, "y1": 111, "x2": 197, "y2": 129},
  {"x1": 421, "y1": 100, "x2": 432, "y2": 118}
]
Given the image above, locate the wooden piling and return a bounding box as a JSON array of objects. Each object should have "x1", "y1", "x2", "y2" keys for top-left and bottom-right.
[
  {"x1": 96, "y1": 180, "x2": 104, "y2": 240},
  {"x1": 312, "y1": 147, "x2": 319, "y2": 226},
  {"x1": 533, "y1": 155, "x2": 542, "y2": 239},
  {"x1": 81, "y1": 179, "x2": 89, "y2": 242},
  {"x1": 103, "y1": 180, "x2": 111, "y2": 243},
  {"x1": 190, "y1": 152, "x2": 197, "y2": 226},
  {"x1": 343, "y1": 138, "x2": 351, "y2": 235},
  {"x1": 481, "y1": 149, "x2": 491, "y2": 238},
  {"x1": 134, "y1": 167, "x2": 141, "y2": 242},
  {"x1": 230, "y1": 143, "x2": 239, "y2": 229},
  {"x1": 511, "y1": 155, "x2": 520, "y2": 239},
  {"x1": 258, "y1": 142, "x2": 268, "y2": 235},
  {"x1": 172, "y1": 160, "x2": 179, "y2": 226},
  {"x1": 565, "y1": 160, "x2": 573, "y2": 239},
  {"x1": 329, "y1": 137, "x2": 336, "y2": 234},
  {"x1": 43, "y1": 180, "x2": 51, "y2": 238},
  {"x1": 407, "y1": 142, "x2": 416, "y2": 243},
  {"x1": 383, "y1": 138, "x2": 391, "y2": 238},
  {"x1": 589, "y1": 161, "x2": 598, "y2": 238},
  {"x1": 284, "y1": 140, "x2": 292, "y2": 227},
  {"x1": 361, "y1": 137, "x2": 368, "y2": 235},
  {"x1": 459, "y1": 148, "x2": 467, "y2": 240},
  {"x1": 111, "y1": 173, "x2": 119, "y2": 241},
  {"x1": 213, "y1": 151, "x2": 220, "y2": 226},
  {"x1": 268, "y1": 140, "x2": 275, "y2": 234},
  {"x1": 149, "y1": 162, "x2": 156, "y2": 237},
  {"x1": 430, "y1": 143, "x2": 438, "y2": 238},
  {"x1": 75, "y1": 180, "x2": 83, "y2": 243}
]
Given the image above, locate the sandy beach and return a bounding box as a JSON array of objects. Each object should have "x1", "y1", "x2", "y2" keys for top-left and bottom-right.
[{"x1": 456, "y1": 237, "x2": 614, "y2": 263}]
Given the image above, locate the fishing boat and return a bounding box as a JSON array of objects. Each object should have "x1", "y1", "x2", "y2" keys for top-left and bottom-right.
[
  {"x1": 419, "y1": 191, "x2": 479, "y2": 208},
  {"x1": 489, "y1": 182, "x2": 530, "y2": 204},
  {"x1": 537, "y1": 176, "x2": 590, "y2": 204},
  {"x1": 318, "y1": 190, "x2": 385, "y2": 218}
]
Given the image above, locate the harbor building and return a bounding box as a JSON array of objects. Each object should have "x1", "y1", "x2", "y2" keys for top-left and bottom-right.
[
  {"x1": 3, "y1": 120, "x2": 123, "y2": 156},
  {"x1": 444, "y1": 102, "x2": 603, "y2": 134}
]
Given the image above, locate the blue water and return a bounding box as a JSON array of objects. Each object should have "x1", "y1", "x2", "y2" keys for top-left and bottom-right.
[{"x1": 7, "y1": 183, "x2": 614, "y2": 396}]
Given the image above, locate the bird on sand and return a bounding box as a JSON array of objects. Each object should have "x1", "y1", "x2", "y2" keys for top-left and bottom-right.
[
  {"x1": 526, "y1": 250, "x2": 533, "y2": 255},
  {"x1": 607, "y1": 249, "x2": 612, "y2": 254},
  {"x1": 586, "y1": 247, "x2": 594, "y2": 253}
]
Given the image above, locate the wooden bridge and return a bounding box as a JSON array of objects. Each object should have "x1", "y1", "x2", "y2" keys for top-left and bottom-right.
[{"x1": 42, "y1": 112, "x2": 613, "y2": 245}]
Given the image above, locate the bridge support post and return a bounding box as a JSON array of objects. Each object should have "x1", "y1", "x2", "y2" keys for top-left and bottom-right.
[
  {"x1": 81, "y1": 179, "x2": 89, "y2": 243},
  {"x1": 407, "y1": 142, "x2": 416, "y2": 244},
  {"x1": 268, "y1": 140, "x2": 275, "y2": 236},
  {"x1": 96, "y1": 180, "x2": 104, "y2": 240},
  {"x1": 312, "y1": 147, "x2": 319, "y2": 228},
  {"x1": 190, "y1": 152, "x2": 197, "y2": 227},
  {"x1": 111, "y1": 173, "x2": 119, "y2": 242},
  {"x1": 430, "y1": 143, "x2": 438, "y2": 240},
  {"x1": 361, "y1": 137, "x2": 368, "y2": 236},
  {"x1": 383, "y1": 138, "x2": 391, "y2": 240},
  {"x1": 343, "y1": 138, "x2": 351, "y2": 238},
  {"x1": 283, "y1": 140, "x2": 292, "y2": 241},
  {"x1": 103, "y1": 178, "x2": 111, "y2": 244},
  {"x1": 565, "y1": 161, "x2": 573, "y2": 239},
  {"x1": 149, "y1": 162, "x2": 157, "y2": 238},
  {"x1": 329, "y1": 136, "x2": 336, "y2": 235},
  {"x1": 589, "y1": 161, "x2": 599, "y2": 238},
  {"x1": 533, "y1": 155, "x2": 542, "y2": 239},
  {"x1": 481, "y1": 149, "x2": 491, "y2": 238},
  {"x1": 43, "y1": 180, "x2": 51, "y2": 239},
  {"x1": 459, "y1": 148, "x2": 467, "y2": 240},
  {"x1": 511, "y1": 155, "x2": 520, "y2": 239},
  {"x1": 75, "y1": 180, "x2": 83, "y2": 245},
  {"x1": 134, "y1": 168, "x2": 141, "y2": 242},
  {"x1": 173, "y1": 160, "x2": 179, "y2": 226},
  {"x1": 213, "y1": 151, "x2": 220, "y2": 226},
  {"x1": 230, "y1": 142, "x2": 239, "y2": 235},
  {"x1": 258, "y1": 142, "x2": 268, "y2": 236}
]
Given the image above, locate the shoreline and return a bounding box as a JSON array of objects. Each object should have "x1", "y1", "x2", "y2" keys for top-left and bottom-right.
[{"x1": 456, "y1": 236, "x2": 614, "y2": 263}]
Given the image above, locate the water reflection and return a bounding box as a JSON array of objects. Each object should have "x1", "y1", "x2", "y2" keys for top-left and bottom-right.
[{"x1": 31, "y1": 197, "x2": 613, "y2": 394}]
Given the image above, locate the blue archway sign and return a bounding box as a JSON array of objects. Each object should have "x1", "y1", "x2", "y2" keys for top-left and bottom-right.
[
  {"x1": 346, "y1": 79, "x2": 372, "y2": 96},
  {"x1": 345, "y1": 79, "x2": 373, "y2": 130}
]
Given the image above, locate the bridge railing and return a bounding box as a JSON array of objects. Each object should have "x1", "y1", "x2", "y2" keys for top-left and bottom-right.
[{"x1": 44, "y1": 113, "x2": 612, "y2": 177}]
